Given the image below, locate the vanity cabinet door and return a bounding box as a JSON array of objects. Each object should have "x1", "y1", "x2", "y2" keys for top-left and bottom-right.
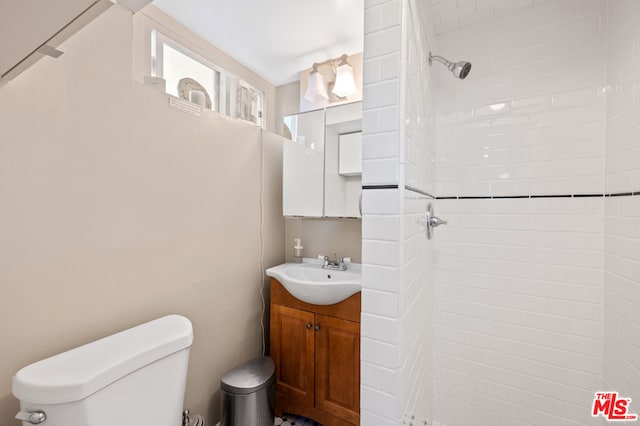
[
  {"x1": 270, "y1": 304, "x2": 315, "y2": 407},
  {"x1": 315, "y1": 314, "x2": 360, "y2": 425}
]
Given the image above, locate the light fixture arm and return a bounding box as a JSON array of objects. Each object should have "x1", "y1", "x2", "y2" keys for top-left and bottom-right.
[{"x1": 311, "y1": 53, "x2": 349, "y2": 72}]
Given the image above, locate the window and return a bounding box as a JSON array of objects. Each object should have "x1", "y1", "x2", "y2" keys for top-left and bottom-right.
[
  {"x1": 151, "y1": 30, "x2": 265, "y2": 127},
  {"x1": 236, "y1": 79, "x2": 264, "y2": 128}
]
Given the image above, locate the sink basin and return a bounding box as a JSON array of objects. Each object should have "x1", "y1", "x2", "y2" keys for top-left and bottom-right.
[{"x1": 266, "y1": 260, "x2": 361, "y2": 305}]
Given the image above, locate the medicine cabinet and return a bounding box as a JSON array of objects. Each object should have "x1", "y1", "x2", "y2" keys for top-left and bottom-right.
[{"x1": 282, "y1": 102, "x2": 362, "y2": 218}]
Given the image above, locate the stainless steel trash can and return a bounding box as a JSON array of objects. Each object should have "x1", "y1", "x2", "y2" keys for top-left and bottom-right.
[{"x1": 220, "y1": 356, "x2": 275, "y2": 426}]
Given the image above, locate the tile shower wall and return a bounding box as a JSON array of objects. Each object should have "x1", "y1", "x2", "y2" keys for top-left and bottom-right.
[
  {"x1": 605, "y1": 0, "x2": 640, "y2": 194},
  {"x1": 401, "y1": 190, "x2": 436, "y2": 426},
  {"x1": 604, "y1": 196, "x2": 640, "y2": 422},
  {"x1": 400, "y1": 1, "x2": 437, "y2": 425},
  {"x1": 364, "y1": 1, "x2": 640, "y2": 426},
  {"x1": 603, "y1": 0, "x2": 640, "y2": 418},
  {"x1": 433, "y1": 1, "x2": 607, "y2": 425},
  {"x1": 434, "y1": 0, "x2": 607, "y2": 197},
  {"x1": 361, "y1": 0, "x2": 437, "y2": 424},
  {"x1": 362, "y1": 0, "x2": 402, "y2": 188},
  {"x1": 435, "y1": 197, "x2": 604, "y2": 426},
  {"x1": 362, "y1": 0, "x2": 404, "y2": 423},
  {"x1": 431, "y1": 0, "x2": 547, "y2": 34}
]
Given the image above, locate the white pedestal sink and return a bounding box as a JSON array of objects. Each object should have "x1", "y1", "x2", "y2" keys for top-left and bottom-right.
[{"x1": 266, "y1": 259, "x2": 361, "y2": 305}]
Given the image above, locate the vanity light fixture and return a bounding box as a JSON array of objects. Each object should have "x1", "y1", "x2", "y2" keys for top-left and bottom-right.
[
  {"x1": 304, "y1": 66, "x2": 330, "y2": 103},
  {"x1": 332, "y1": 55, "x2": 358, "y2": 98},
  {"x1": 303, "y1": 53, "x2": 358, "y2": 103}
]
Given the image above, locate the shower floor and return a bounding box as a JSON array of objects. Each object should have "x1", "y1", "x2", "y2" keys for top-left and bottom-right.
[{"x1": 275, "y1": 413, "x2": 322, "y2": 425}]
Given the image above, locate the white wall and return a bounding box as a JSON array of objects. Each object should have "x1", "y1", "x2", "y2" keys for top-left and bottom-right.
[
  {"x1": 361, "y1": 0, "x2": 404, "y2": 423},
  {"x1": 399, "y1": 1, "x2": 437, "y2": 425},
  {"x1": 0, "y1": 6, "x2": 284, "y2": 423},
  {"x1": 361, "y1": 0, "x2": 437, "y2": 424},
  {"x1": 435, "y1": 198, "x2": 604, "y2": 426},
  {"x1": 434, "y1": 0, "x2": 606, "y2": 197},
  {"x1": 432, "y1": 1, "x2": 607, "y2": 425},
  {"x1": 362, "y1": 1, "x2": 640, "y2": 425},
  {"x1": 603, "y1": 0, "x2": 640, "y2": 418}
]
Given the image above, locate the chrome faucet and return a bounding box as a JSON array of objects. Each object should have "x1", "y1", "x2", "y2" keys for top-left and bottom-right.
[{"x1": 322, "y1": 254, "x2": 348, "y2": 271}]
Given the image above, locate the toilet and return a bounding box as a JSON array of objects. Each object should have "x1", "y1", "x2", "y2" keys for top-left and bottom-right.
[{"x1": 12, "y1": 315, "x2": 193, "y2": 426}]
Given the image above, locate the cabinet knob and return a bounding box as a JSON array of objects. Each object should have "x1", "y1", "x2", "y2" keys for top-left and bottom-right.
[
  {"x1": 306, "y1": 323, "x2": 312, "y2": 329},
  {"x1": 314, "y1": 324, "x2": 321, "y2": 331}
]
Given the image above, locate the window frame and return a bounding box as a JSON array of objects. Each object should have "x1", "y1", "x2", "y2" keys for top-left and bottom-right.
[{"x1": 150, "y1": 29, "x2": 265, "y2": 128}]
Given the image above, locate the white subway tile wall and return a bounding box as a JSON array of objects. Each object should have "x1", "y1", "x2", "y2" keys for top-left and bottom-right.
[
  {"x1": 433, "y1": 0, "x2": 526, "y2": 34},
  {"x1": 434, "y1": 0, "x2": 607, "y2": 197},
  {"x1": 432, "y1": 1, "x2": 608, "y2": 426},
  {"x1": 363, "y1": 0, "x2": 403, "y2": 188},
  {"x1": 401, "y1": 191, "x2": 436, "y2": 426},
  {"x1": 400, "y1": 1, "x2": 437, "y2": 425},
  {"x1": 403, "y1": 0, "x2": 437, "y2": 195},
  {"x1": 604, "y1": 0, "x2": 640, "y2": 418},
  {"x1": 363, "y1": 0, "x2": 404, "y2": 422},
  {"x1": 434, "y1": 198, "x2": 604, "y2": 426},
  {"x1": 606, "y1": 0, "x2": 640, "y2": 193},
  {"x1": 361, "y1": 0, "x2": 437, "y2": 424},
  {"x1": 604, "y1": 196, "x2": 640, "y2": 416},
  {"x1": 363, "y1": 1, "x2": 640, "y2": 425}
]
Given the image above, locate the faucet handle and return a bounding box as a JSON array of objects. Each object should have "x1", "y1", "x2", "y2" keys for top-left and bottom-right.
[{"x1": 337, "y1": 257, "x2": 349, "y2": 271}]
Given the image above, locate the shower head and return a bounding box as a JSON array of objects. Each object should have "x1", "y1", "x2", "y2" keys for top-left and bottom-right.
[{"x1": 428, "y1": 52, "x2": 472, "y2": 80}]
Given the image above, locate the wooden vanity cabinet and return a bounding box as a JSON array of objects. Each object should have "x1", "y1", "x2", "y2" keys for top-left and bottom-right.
[{"x1": 270, "y1": 278, "x2": 360, "y2": 426}]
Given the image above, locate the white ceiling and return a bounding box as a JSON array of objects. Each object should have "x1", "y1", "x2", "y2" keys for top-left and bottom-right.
[{"x1": 152, "y1": 0, "x2": 364, "y2": 87}]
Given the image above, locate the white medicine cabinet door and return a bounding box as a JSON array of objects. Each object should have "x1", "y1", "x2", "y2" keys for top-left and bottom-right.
[
  {"x1": 282, "y1": 102, "x2": 362, "y2": 218},
  {"x1": 282, "y1": 109, "x2": 325, "y2": 217},
  {"x1": 324, "y1": 102, "x2": 362, "y2": 218}
]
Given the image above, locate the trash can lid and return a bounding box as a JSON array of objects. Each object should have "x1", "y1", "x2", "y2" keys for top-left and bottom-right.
[{"x1": 220, "y1": 356, "x2": 275, "y2": 395}]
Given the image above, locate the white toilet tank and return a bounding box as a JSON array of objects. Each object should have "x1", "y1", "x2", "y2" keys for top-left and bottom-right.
[{"x1": 12, "y1": 315, "x2": 193, "y2": 426}]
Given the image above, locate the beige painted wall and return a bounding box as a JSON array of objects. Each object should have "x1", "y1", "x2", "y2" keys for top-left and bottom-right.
[
  {"x1": 284, "y1": 218, "x2": 362, "y2": 263},
  {"x1": 0, "y1": 5, "x2": 284, "y2": 424}
]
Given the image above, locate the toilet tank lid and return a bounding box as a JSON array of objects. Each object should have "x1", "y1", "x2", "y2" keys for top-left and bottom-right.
[
  {"x1": 12, "y1": 314, "x2": 193, "y2": 404},
  {"x1": 220, "y1": 356, "x2": 275, "y2": 395}
]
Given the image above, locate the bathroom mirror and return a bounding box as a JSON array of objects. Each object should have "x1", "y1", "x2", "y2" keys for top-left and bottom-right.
[
  {"x1": 282, "y1": 102, "x2": 362, "y2": 218},
  {"x1": 282, "y1": 109, "x2": 325, "y2": 216}
]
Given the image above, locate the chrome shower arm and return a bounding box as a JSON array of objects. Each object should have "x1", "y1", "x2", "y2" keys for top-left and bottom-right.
[{"x1": 428, "y1": 52, "x2": 452, "y2": 70}]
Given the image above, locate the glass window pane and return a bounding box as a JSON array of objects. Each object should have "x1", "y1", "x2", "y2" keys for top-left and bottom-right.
[
  {"x1": 236, "y1": 80, "x2": 264, "y2": 126},
  {"x1": 162, "y1": 44, "x2": 217, "y2": 111}
]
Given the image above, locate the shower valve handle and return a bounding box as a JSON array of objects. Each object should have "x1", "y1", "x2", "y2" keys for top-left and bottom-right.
[
  {"x1": 423, "y1": 203, "x2": 447, "y2": 240},
  {"x1": 429, "y1": 216, "x2": 448, "y2": 227}
]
